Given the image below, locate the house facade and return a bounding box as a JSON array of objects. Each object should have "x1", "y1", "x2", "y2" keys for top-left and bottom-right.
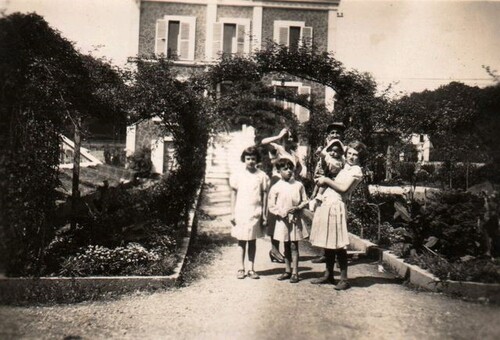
[{"x1": 128, "y1": 0, "x2": 341, "y2": 173}]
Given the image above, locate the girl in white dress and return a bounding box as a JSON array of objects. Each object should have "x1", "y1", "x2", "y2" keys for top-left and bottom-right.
[
  {"x1": 230, "y1": 146, "x2": 270, "y2": 279},
  {"x1": 268, "y1": 159, "x2": 309, "y2": 283},
  {"x1": 309, "y1": 141, "x2": 368, "y2": 290}
]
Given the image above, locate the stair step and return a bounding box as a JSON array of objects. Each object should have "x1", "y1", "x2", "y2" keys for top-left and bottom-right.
[
  {"x1": 205, "y1": 172, "x2": 230, "y2": 179},
  {"x1": 204, "y1": 196, "x2": 231, "y2": 205},
  {"x1": 205, "y1": 177, "x2": 229, "y2": 185},
  {"x1": 200, "y1": 205, "x2": 232, "y2": 217}
]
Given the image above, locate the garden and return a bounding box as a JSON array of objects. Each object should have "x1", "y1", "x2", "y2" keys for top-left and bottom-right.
[{"x1": 1, "y1": 12, "x2": 499, "y2": 291}]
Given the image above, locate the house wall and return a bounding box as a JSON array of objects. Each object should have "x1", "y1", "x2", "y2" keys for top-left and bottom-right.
[
  {"x1": 139, "y1": 2, "x2": 207, "y2": 59},
  {"x1": 261, "y1": 7, "x2": 329, "y2": 51}
]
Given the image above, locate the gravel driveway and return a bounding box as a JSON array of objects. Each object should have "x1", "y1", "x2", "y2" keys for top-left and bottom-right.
[{"x1": 1, "y1": 221, "x2": 499, "y2": 339}]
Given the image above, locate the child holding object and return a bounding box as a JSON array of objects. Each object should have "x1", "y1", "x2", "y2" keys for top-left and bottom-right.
[
  {"x1": 309, "y1": 139, "x2": 345, "y2": 211},
  {"x1": 230, "y1": 146, "x2": 270, "y2": 279},
  {"x1": 268, "y1": 158, "x2": 309, "y2": 283}
]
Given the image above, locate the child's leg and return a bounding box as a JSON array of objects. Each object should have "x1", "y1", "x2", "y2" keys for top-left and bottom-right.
[
  {"x1": 283, "y1": 241, "x2": 292, "y2": 273},
  {"x1": 311, "y1": 184, "x2": 319, "y2": 199},
  {"x1": 334, "y1": 249, "x2": 350, "y2": 290},
  {"x1": 237, "y1": 240, "x2": 247, "y2": 271},
  {"x1": 317, "y1": 186, "x2": 326, "y2": 196},
  {"x1": 290, "y1": 241, "x2": 299, "y2": 275},
  {"x1": 247, "y1": 239, "x2": 256, "y2": 271},
  {"x1": 337, "y1": 249, "x2": 348, "y2": 280}
]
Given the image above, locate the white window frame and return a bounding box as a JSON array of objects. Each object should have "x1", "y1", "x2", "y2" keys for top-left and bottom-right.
[
  {"x1": 155, "y1": 15, "x2": 196, "y2": 61},
  {"x1": 273, "y1": 20, "x2": 313, "y2": 48},
  {"x1": 212, "y1": 17, "x2": 251, "y2": 59},
  {"x1": 271, "y1": 80, "x2": 311, "y2": 122}
]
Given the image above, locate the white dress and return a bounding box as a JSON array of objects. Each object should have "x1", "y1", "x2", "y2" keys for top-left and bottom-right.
[
  {"x1": 268, "y1": 179, "x2": 309, "y2": 242},
  {"x1": 309, "y1": 164, "x2": 363, "y2": 249},
  {"x1": 230, "y1": 169, "x2": 270, "y2": 241}
]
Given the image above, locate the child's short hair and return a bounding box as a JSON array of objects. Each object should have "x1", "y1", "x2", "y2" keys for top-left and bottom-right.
[
  {"x1": 240, "y1": 146, "x2": 261, "y2": 163},
  {"x1": 275, "y1": 158, "x2": 295, "y2": 170}
]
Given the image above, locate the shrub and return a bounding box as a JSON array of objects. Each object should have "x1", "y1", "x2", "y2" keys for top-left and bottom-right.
[
  {"x1": 128, "y1": 147, "x2": 153, "y2": 178},
  {"x1": 59, "y1": 243, "x2": 178, "y2": 276}
]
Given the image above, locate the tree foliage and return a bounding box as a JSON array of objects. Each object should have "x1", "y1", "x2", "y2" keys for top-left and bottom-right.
[{"x1": 0, "y1": 13, "x2": 126, "y2": 276}]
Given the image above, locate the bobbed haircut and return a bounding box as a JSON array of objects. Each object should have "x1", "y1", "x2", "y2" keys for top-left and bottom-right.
[
  {"x1": 346, "y1": 141, "x2": 368, "y2": 166},
  {"x1": 240, "y1": 146, "x2": 261, "y2": 163},
  {"x1": 275, "y1": 158, "x2": 295, "y2": 171}
]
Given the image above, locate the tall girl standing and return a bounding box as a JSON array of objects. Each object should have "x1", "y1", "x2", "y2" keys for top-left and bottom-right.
[
  {"x1": 230, "y1": 146, "x2": 270, "y2": 279},
  {"x1": 309, "y1": 141, "x2": 368, "y2": 290}
]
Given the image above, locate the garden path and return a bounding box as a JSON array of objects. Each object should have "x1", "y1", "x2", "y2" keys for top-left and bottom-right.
[
  {"x1": 1, "y1": 131, "x2": 499, "y2": 339},
  {"x1": 1, "y1": 216, "x2": 500, "y2": 339}
]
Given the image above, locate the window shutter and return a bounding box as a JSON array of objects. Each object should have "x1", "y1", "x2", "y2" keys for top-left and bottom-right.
[
  {"x1": 301, "y1": 26, "x2": 313, "y2": 48},
  {"x1": 179, "y1": 21, "x2": 190, "y2": 59},
  {"x1": 155, "y1": 19, "x2": 167, "y2": 55},
  {"x1": 279, "y1": 26, "x2": 289, "y2": 46},
  {"x1": 212, "y1": 22, "x2": 223, "y2": 59},
  {"x1": 297, "y1": 86, "x2": 311, "y2": 122},
  {"x1": 236, "y1": 24, "x2": 246, "y2": 55}
]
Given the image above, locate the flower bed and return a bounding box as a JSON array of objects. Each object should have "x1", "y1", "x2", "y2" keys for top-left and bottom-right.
[{"x1": 349, "y1": 186, "x2": 500, "y2": 284}]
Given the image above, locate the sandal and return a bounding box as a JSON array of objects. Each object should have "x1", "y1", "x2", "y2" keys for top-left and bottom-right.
[
  {"x1": 277, "y1": 272, "x2": 292, "y2": 281},
  {"x1": 290, "y1": 274, "x2": 299, "y2": 283},
  {"x1": 247, "y1": 270, "x2": 260, "y2": 279},
  {"x1": 237, "y1": 269, "x2": 246, "y2": 279}
]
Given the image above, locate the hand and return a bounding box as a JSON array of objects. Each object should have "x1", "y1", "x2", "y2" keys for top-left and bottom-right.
[
  {"x1": 287, "y1": 207, "x2": 298, "y2": 214},
  {"x1": 315, "y1": 176, "x2": 327, "y2": 187},
  {"x1": 279, "y1": 128, "x2": 289, "y2": 138},
  {"x1": 262, "y1": 218, "x2": 267, "y2": 227}
]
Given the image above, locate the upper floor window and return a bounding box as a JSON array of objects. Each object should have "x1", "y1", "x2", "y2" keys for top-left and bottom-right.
[
  {"x1": 212, "y1": 18, "x2": 250, "y2": 58},
  {"x1": 155, "y1": 16, "x2": 196, "y2": 61},
  {"x1": 273, "y1": 20, "x2": 313, "y2": 51}
]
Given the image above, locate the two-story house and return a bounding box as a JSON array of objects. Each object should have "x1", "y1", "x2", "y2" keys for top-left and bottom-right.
[{"x1": 127, "y1": 0, "x2": 341, "y2": 173}]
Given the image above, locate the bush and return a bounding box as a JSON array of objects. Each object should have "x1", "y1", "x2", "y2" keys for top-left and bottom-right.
[
  {"x1": 59, "y1": 243, "x2": 178, "y2": 276},
  {"x1": 128, "y1": 147, "x2": 153, "y2": 178}
]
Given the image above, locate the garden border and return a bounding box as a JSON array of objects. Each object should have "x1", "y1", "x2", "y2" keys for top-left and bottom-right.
[
  {"x1": 0, "y1": 180, "x2": 204, "y2": 305},
  {"x1": 348, "y1": 233, "x2": 500, "y2": 304}
]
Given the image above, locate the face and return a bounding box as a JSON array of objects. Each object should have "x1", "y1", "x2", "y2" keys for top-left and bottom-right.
[
  {"x1": 326, "y1": 129, "x2": 343, "y2": 142},
  {"x1": 345, "y1": 147, "x2": 360, "y2": 166},
  {"x1": 328, "y1": 146, "x2": 342, "y2": 159},
  {"x1": 279, "y1": 165, "x2": 294, "y2": 181},
  {"x1": 244, "y1": 155, "x2": 257, "y2": 170}
]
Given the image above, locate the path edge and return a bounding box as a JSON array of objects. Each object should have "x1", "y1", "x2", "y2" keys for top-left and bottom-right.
[{"x1": 348, "y1": 233, "x2": 500, "y2": 304}]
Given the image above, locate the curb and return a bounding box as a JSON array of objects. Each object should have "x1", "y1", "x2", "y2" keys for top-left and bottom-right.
[
  {"x1": 348, "y1": 233, "x2": 500, "y2": 304},
  {"x1": 0, "y1": 180, "x2": 204, "y2": 305}
]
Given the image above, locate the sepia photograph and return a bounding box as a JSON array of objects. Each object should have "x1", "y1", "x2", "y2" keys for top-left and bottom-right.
[{"x1": 1, "y1": 0, "x2": 499, "y2": 338}]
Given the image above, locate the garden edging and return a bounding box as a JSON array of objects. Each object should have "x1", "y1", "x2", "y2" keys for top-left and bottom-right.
[
  {"x1": 348, "y1": 233, "x2": 500, "y2": 304},
  {"x1": 0, "y1": 180, "x2": 204, "y2": 305}
]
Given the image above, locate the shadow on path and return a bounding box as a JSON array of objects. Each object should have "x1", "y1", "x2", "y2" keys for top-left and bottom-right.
[{"x1": 349, "y1": 276, "x2": 404, "y2": 288}]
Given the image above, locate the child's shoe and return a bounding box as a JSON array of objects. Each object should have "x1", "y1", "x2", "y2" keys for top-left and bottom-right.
[
  {"x1": 247, "y1": 270, "x2": 260, "y2": 279},
  {"x1": 237, "y1": 269, "x2": 246, "y2": 279},
  {"x1": 334, "y1": 280, "x2": 350, "y2": 290},
  {"x1": 277, "y1": 272, "x2": 292, "y2": 281}
]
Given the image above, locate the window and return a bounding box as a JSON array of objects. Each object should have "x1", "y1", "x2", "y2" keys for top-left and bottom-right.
[
  {"x1": 272, "y1": 81, "x2": 311, "y2": 123},
  {"x1": 274, "y1": 21, "x2": 313, "y2": 51},
  {"x1": 212, "y1": 18, "x2": 250, "y2": 58},
  {"x1": 155, "y1": 16, "x2": 196, "y2": 61}
]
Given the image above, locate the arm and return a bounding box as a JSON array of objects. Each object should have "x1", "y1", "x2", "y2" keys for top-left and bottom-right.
[
  {"x1": 316, "y1": 175, "x2": 357, "y2": 194},
  {"x1": 261, "y1": 128, "x2": 288, "y2": 145},
  {"x1": 268, "y1": 186, "x2": 288, "y2": 218},
  {"x1": 230, "y1": 188, "x2": 237, "y2": 225},
  {"x1": 261, "y1": 175, "x2": 270, "y2": 224}
]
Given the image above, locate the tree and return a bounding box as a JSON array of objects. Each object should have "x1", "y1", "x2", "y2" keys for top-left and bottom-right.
[{"x1": 0, "y1": 13, "x2": 126, "y2": 276}]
